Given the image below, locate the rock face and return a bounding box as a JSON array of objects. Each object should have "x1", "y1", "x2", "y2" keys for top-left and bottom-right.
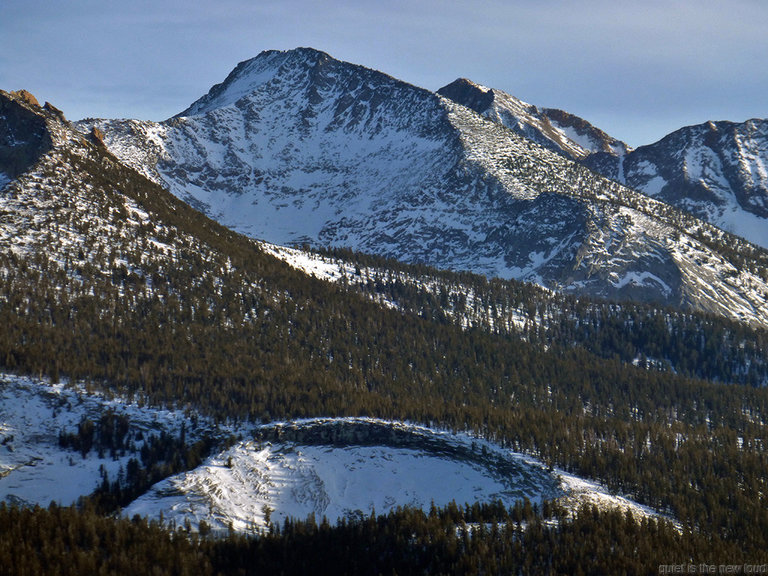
[
  {"x1": 10, "y1": 90, "x2": 40, "y2": 108},
  {"x1": 75, "y1": 48, "x2": 768, "y2": 326},
  {"x1": 0, "y1": 91, "x2": 54, "y2": 177}
]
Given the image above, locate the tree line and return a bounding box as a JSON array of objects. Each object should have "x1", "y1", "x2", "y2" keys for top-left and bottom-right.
[
  {"x1": 3, "y1": 498, "x2": 761, "y2": 576},
  {"x1": 1, "y1": 131, "x2": 768, "y2": 563}
]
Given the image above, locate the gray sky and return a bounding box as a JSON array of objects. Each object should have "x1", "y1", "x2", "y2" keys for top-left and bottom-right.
[{"x1": 2, "y1": 0, "x2": 766, "y2": 148}]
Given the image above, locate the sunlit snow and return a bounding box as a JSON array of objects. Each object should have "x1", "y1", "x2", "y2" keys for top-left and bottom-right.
[{"x1": 0, "y1": 375, "x2": 663, "y2": 535}]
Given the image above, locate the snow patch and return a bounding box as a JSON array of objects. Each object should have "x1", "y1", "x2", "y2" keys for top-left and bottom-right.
[
  {"x1": 641, "y1": 175, "x2": 667, "y2": 196},
  {"x1": 556, "y1": 470, "x2": 676, "y2": 527},
  {"x1": 0, "y1": 374, "x2": 216, "y2": 507},
  {"x1": 613, "y1": 271, "x2": 672, "y2": 296},
  {"x1": 126, "y1": 439, "x2": 549, "y2": 534},
  {"x1": 124, "y1": 418, "x2": 665, "y2": 535}
]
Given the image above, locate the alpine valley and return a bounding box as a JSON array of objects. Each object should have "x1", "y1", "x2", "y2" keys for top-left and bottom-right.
[{"x1": 1, "y1": 48, "x2": 768, "y2": 574}]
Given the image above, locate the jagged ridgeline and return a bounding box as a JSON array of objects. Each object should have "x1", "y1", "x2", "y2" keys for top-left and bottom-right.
[
  {"x1": 439, "y1": 78, "x2": 768, "y2": 251},
  {"x1": 2, "y1": 87, "x2": 768, "y2": 556},
  {"x1": 81, "y1": 48, "x2": 768, "y2": 328}
]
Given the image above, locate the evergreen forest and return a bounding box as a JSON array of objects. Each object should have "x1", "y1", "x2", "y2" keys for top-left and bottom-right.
[{"x1": 1, "y1": 97, "x2": 768, "y2": 574}]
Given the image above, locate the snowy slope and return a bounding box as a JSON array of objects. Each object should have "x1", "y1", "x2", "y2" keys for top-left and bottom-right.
[
  {"x1": 125, "y1": 439, "x2": 547, "y2": 534},
  {"x1": 0, "y1": 375, "x2": 667, "y2": 534},
  {"x1": 0, "y1": 374, "x2": 207, "y2": 507},
  {"x1": 438, "y1": 80, "x2": 768, "y2": 251},
  {"x1": 77, "y1": 49, "x2": 768, "y2": 328},
  {"x1": 124, "y1": 418, "x2": 661, "y2": 534}
]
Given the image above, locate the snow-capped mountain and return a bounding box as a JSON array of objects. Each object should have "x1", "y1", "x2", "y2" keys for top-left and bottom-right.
[
  {"x1": 78, "y1": 48, "x2": 768, "y2": 327},
  {"x1": 438, "y1": 79, "x2": 768, "y2": 250},
  {"x1": 596, "y1": 119, "x2": 768, "y2": 249}
]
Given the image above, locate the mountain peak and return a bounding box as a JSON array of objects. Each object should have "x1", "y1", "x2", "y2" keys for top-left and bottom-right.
[
  {"x1": 8, "y1": 89, "x2": 40, "y2": 108},
  {"x1": 176, "y1": 47, "x2": 335, "y2": 117},
  {"x1": 437, "y1": 78, "x2": 495, "y2": 114},
  {"x1": 79, "y1": 51, "x2": 768, "y2": 327}
]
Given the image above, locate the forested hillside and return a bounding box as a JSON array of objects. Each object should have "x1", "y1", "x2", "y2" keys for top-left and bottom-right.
[
  {"x1": 309, "y1": 245, "x2": 768, "y2": 386},
  {"x1": 1, "y1": 500, "x2": 754, "y2": 576},
  {"x1": 2, "y1": 90, "x2": 768, "y2": 572}
]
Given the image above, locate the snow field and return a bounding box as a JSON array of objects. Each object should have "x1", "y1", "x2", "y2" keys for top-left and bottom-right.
[{"x1": 1, "y1": 375, "x2": 675, "y2": 536}]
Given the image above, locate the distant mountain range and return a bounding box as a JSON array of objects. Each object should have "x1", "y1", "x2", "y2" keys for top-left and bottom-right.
[
  {"x1": 439, "y1": 78, "x2": 768, "y2": 249},
  {"x1": 3, "y1": 48, "x2": 768, "y2": 328},
  {"x1": 72, "y1": 47, "x2": 768, "y2": 326}
]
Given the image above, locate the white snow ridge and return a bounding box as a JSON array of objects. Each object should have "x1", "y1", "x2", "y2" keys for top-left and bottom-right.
[
  {"x1": 0, "y1": 376, "x2": 670, "y2": 535},
  {"x1": 124, "y1": 418, "x2": 660, "y2": 534}
]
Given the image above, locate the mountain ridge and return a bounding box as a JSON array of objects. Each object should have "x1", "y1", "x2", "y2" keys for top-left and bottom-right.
[
  {"x1": 75, "y1": 48, "x2": 768, "y2": 327},
  {"x1": 437, "y1": 78, "x2": 630, "y2": 160},
  {"x1": 439, "y1": 78, "x2": 768, "y2": 250}
]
